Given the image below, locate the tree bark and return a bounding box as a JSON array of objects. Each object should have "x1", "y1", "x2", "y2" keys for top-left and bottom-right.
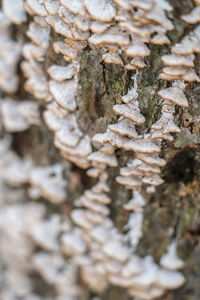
[{"x1": 1, "y1": 0, "x2": 200, "y2": 299}]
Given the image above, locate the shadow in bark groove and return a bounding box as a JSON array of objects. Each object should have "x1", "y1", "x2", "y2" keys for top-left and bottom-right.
[{"x1": 163, "y1": 147, "x2": 196, "y2": 184}]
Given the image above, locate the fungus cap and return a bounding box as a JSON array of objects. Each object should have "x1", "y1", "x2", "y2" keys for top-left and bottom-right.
[
  {"x1": 113, "y1": 103, "x2": 145, "y2": 124},
  {"x1": 181, "y1": 7, "x2": 200, "y2": 24},
  {"x1": 125, "y1": 40, "x2": 150, "y2": 57},
  {"x1": 90, "y1": 21, "x2": 111, "y2": 34},
  {"x1": 108, "y1": 118, "x2": 138, "y2": 138},
  {"x1": 131, "y1": 0, "x2": 153, "y2": 11},
  {"x1": 27, "y1": 22, "x2": 50, "y2": 50},
  {"x1": 44, "y1": 0, "x2": 59, "y2": 15},
  {"x1": 121, "y1": 256, "x2": 143, "y2": 277},
  {"x1": 60, "y1": 0, "x2": 86, "y2": 16},
  {"x1": 84, "y1": 0, "x2": 116, "y2": 22},
  {"x1": 71, "y1": 209, "x2": 93, "y2": 230},
  {"x1": 124, "y1": 63, "x2": 137, "y2": 70},
  {"x1": 47, "y1": 64, "x2": 76, "y2": 81},
  {"x1": 55, "y1": 135, "x2": 92, "y2": 158},
  {"x1": 160, "y1": 240, "x2": 184, "y2": 270},
  {"x1": 3, "y1": 0, "x2": 27, "y2": 24},
  {"x1": 31, "y1": 215, "x2": 60, "y2": 251},
  {"x1": 53, "y1": 41, "x2": 79, "y2": 60},
  {"x1": 124, "y1": 139, "x2": 161, "y2": 153},
  {"x1": 114, "y1": 0, "x2": 131, "y2": 10},
  {"x1": 161, "y1": 54, "x2": 194, "y2": 67},
  {"x1": 103, "y1": 241, "x2": 130, "y2": 262},
  {"x1": 150, "y1": 130, "x2": 174, "y2": 142},
  {"x1": 80, "y1": 196, "x2": 110, "y2": 216},
  {"x1": 136, "y1": 161, "x2": 161, "y2": 174},
  {"x1": 102, "y1": 52, "x2": 124, "y2": 65},
  {"x1": 85, "y1": 190, "x2": 111, "y2": 204},
  {"x1": 129, "y1": 286, "x2": 165, "y2": 300},
  {"x1": 49, "y1": 79, "x2": 77, "y2": 111},
  {"x1": 85, "y1": 210, "x2": 105, "y2": 224},
  {"x1": 100, "y1": 143, "x2": 115, "y2": 154},
  {"x1": 151, "y1": 32, "x2": 170, "y2": 45},
  {"x1": 156, "y1": 269, "x2": 185, "y2": 289},
  {"x1": 120, "y1": 166, "x2": 144, "y2": 177},
  {"x1": 93, "y1": 130, "x2": 129, "y2": 149},
  {"x1": 116, "y1": 176, "x2": 141, "y2": 189},
  {"x1": 88, "y1": 151, "x2": 118, "y2": 167},
  {"x1": 158, "y1": 86, "x2": 189, "y2": 108},
  {"x1": 74, "y1": 15, "x2": 91, "y2": 32},
  {"x1": 88, "y1": 27, "x2": 130, "y2": 46},
  {"x1": 26, "y1": 0, "x2": 48, "y2": 17},
  {"x1": 62, "y1": 230, "x2": 86, "y2": 255},
  {"x1": 130, "y1": 57, "x2": 146, "y2": 68},
  {"x1": 142, "y1": 175, "x2": 164, "y2": 186}
]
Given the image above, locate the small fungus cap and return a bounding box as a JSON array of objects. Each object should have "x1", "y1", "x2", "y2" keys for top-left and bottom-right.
[
  {"x1": 158, "y1": 86, "x2": 189, "y2": 108},
  {"x1": 84, "y1": 0, "x2": 116, "y2": 22}
]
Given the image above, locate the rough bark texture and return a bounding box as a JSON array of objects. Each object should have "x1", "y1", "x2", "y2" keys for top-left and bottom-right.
[{"x1": 3, "y1": 0, "x2": 200, "y2": 299}]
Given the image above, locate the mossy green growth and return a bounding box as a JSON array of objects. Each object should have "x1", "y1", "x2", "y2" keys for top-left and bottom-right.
[
  {"x1": 114, "y1": 80, "x2": 121, "y2": 92},
  {"x1": 175, "y1": 128, "x2": 200, "y2": 148}
]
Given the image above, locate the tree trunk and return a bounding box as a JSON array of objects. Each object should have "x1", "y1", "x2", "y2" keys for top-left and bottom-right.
[{"x1": 0, "y1": 1, "x2": 200, "y2": 300}]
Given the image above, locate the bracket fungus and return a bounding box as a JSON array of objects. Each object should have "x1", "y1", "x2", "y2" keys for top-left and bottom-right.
[
  {"x1": 0, "y1": 11, "x2": 21, "y2": 93},
  {"x1": 1, "y1": 99, "x2": 40, "y2": 132},
  {"x1": 182, "y1": 0, "x2": 200, "y2": 24},
  {"x1": 160, "y1": 240, "x2": 184, "y2": 271},
  {"x1": 0, "y1": 0, "x2": 197, "y2": 299},
  {"x1": 2, "y1": 0, "x2": 27, "y2": 24},
  {"x1": 29, "y1": 164, "x2": 67, "y2": 204}
]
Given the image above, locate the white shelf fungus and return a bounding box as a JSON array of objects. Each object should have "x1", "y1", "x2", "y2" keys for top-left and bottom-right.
[
  {"x1": 1, "y1": 99, "x2": 40, "y2": 132},
  {"x1": 29, "y1": 164, "x2": 67, "y2": 203},
  {"x1": 0, "y1": 0, "x2": 191, "y2": 299}
]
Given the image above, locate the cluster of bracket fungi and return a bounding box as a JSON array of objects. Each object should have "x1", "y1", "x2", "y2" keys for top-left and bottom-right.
[{"x1": 0, "y1": 0, "x2": 200, "y2": 299}]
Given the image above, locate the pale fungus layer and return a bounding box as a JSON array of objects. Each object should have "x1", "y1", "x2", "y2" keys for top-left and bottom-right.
[{"x1": 0, "y1": 0, "x2": 200, "y2": 300}]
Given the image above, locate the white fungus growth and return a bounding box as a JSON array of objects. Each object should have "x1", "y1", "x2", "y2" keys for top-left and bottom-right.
[
  {"x1": 1, "y1": 99, "x2": 40, "y2": 132},
  {"x1": 160, "y1": 240, "x2": 185, "y2": 271},
  {"x1": 29, "y1": 164, "x2": 67, "y2": 204},
  {"x1": 0, "y1": 11, "x2": 21, "y2": 93},
  {"x1": 0, "y1": 0, "x2": 196, "y2": 299},
  {"x1": 2, "y1": 0, "x2": 27, "y2": 24}
]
